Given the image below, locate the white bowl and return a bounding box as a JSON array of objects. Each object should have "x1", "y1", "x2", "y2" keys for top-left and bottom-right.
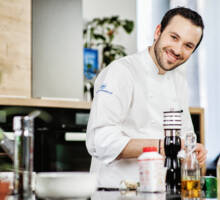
[{"x1": 35, "y1": 172, "x2": 97, "y2": 199}]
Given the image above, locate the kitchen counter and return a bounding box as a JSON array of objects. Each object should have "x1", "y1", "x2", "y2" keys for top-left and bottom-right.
[
  {"x1": 91, "y1": 191, "x2": 178, "y2": 200},
  {"x1": 90, "y1": 191, "x2": 217, "y2": 200},
  {"x1": 3, "y1": 190, "x2": 218, "y2": 200}
]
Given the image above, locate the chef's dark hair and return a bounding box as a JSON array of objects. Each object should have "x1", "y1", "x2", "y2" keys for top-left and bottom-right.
[{"x1": 160, "y1": 7, "x2": 204, "y2": 51}]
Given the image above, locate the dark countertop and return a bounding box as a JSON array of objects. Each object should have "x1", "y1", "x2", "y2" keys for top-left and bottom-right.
[
  {"x1": 4, "y1": 190, "x2": 218, "y2": 200},
  {"x1": 90, "y1": 191, "x2": 217, "y2": 200}
]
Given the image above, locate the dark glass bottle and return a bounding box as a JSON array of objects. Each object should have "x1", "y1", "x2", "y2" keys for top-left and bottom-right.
[{"x1": 163, "y1": 111, "x2": 182, "y2": 194}]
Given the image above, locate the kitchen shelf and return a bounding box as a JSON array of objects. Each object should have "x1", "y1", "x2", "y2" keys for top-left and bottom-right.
[{"x1": 0, "y1": 97, "x2": 90, "y2": 109}]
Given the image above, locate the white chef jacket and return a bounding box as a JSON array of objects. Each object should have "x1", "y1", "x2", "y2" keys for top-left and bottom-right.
[{"x1": 86, "y1": 48, "x2": 194, "y2": 188}]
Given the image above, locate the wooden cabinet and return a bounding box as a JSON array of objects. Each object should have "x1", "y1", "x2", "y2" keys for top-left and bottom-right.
[
  {"x1": 0, "y1": 0, "x2": 84, "y2": 100},
  {"x1": 0, "y1": 0, "x2": 31, "y2": 98}
]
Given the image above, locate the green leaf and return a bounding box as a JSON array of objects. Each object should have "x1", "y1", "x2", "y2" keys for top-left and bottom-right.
[
  {"x1": 122, "y1": 20, "x2": 134, "y2": 34},
  {"x1": 93, "y1": 34, "x2": 106, "y2": 41},
  {"x1": 110, "y1": 16, "x2": 119, "y2": 23},
  {"x1": 83, "y1": 16, "x2": 135, "y2": 68}
]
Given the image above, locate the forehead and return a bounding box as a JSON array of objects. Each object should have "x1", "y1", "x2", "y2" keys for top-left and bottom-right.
[{"x1": 164, "y1": 15, "x2": 202, "y2": 44}]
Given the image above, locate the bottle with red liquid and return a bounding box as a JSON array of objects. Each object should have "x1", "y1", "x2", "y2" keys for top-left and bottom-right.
[{"x1": 163, "y1": 110, "x2": 182, "y2": 194}]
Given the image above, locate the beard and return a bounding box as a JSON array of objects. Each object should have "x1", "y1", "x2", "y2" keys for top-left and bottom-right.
[{"x1": 154, "y1": 36, "x2": 185, "y2": 72}]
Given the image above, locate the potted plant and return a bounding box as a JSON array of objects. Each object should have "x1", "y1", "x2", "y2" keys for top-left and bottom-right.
[
  {"x1": 83, "y1": 16, "x2": 134, "y2": 101},
  {"x1": 83, "y1": 16, "x2": 134, "y2": 69}
]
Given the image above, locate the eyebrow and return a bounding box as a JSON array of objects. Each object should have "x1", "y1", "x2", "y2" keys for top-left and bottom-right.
[{"x1": 170, "y1": 32, "x2": 195, "y2": 48}]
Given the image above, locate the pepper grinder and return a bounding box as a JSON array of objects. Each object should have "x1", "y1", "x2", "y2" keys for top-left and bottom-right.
[{"x1": 163, "y1": 110, "x2": 182, "y2": 194}]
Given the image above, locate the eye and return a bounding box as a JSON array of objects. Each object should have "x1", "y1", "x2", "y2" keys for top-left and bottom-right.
[
  {"x1": 185, "y1": 44, "x2": 193, "y2": 49},
  {"x1": 171, "y1": 35, "x2": 177, "y2": 40}
]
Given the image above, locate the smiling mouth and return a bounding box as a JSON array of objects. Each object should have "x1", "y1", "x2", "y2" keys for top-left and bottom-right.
[{"x1": 166, "y1": 50, "x2": 178, "y2": 63}]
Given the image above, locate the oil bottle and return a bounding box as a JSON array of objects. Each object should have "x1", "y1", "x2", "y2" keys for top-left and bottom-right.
[{"x1": 181, "y1": 132, "x2": 200, "y2": 198}]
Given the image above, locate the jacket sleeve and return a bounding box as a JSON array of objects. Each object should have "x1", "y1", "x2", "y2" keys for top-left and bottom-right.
[{"x1": 86, "y1": 62, "x2": 134, "y2": 164}]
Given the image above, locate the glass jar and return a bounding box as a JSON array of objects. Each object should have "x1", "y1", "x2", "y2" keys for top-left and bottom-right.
[{"x1": 181, "y1": 132, "x2": 201, "y2": 198}]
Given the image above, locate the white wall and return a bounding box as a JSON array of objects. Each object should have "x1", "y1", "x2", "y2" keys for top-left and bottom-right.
[
  {"x1": 137, "y1": 0, "x2": 169, "y2": 51},
  {"x1": 32, "y1": 0, "x2": 84, "y2": 100},
  {"x1": 197, "y1": 0, "x2": 220, "y2": 168},
  {"x1": 83, "y1": 0, "x2": 137, "y2": 55}
]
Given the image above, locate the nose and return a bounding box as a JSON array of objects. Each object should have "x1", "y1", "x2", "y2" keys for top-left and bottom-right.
[{"x1": 172, "y1": 42, "x2": 183, "y2": 57}]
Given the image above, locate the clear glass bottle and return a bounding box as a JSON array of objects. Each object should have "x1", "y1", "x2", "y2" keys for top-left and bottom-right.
[
  {"x1": 13, "y1": 116, "x2": 34, "y2": 197},
  {"x1": 181, "y1": 132, "x2": 200, "y2": 198},
  {"x1": 13, "y1": 111, "x2": 40, "y2": 197}
]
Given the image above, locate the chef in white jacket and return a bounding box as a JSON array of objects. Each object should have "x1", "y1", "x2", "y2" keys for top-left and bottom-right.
[{"x1": 86, "y1": 7, "x2": 207, "y2": 188}]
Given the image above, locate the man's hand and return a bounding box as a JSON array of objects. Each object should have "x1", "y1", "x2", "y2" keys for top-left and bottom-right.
[{"x1": 195, "y1": 143, "x2": 207, "y2": 167}]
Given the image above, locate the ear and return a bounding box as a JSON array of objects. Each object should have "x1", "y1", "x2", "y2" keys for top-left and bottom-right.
[{"x1": 154, "y1": 24, "x2": 162, "y2": 41}]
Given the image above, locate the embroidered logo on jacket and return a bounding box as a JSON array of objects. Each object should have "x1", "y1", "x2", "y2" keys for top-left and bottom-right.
[{"x1": 96, "y1": 84, "x2": 113, "y2": 94}]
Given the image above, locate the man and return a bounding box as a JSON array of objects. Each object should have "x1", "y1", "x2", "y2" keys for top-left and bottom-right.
[{"x1": 86, "y1": 7, "x2": 207, "y2": 188}]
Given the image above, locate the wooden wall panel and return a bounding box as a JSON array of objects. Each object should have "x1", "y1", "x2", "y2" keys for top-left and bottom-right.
[{"x1": 0, "y1": 0, "x2": 31, "y2": 97}]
